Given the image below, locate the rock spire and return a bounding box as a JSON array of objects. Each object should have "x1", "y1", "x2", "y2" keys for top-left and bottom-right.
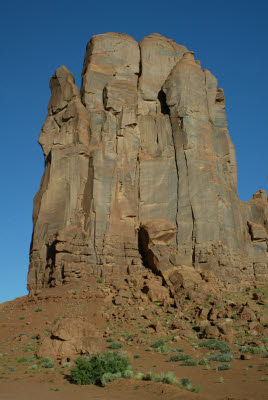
[{"x1": 28, "y1": 33, "x2": 268, "y2": 291}]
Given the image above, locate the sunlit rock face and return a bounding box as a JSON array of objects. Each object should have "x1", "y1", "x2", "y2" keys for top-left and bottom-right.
[{"x1": 28, "y1": 33, "x2": 268, "y2": 291}]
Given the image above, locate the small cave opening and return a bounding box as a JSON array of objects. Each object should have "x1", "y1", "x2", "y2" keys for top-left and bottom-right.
[
  {"x1": 138, "y1": 226, "x2": 149, "y2": 268},
  {"x1": 46, "y1": 241, "x2": 56, "y2": 267},
  {"x1": 46, "y1": 241, "x2": 56, "y2": 286},
  {"x1": 157, "y1": 90, "x2": 170, "y2": 115},
  {"x1": 45, "y1": 151, "x2": 52, "y2": 166}
]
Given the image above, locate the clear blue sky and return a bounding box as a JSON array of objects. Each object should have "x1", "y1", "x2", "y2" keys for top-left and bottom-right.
[{"x1": 0, "y1": 0, "x2": 267, "y2": 303}]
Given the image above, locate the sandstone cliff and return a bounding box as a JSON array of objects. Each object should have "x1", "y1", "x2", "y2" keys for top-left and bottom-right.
[{"x1": 28, "y1": 33, "x2": 268, "y2": 292}]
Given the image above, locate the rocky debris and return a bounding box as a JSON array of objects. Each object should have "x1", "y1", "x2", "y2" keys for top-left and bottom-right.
[
  {"x1": 142, "y1": 281, "x2": 170, "y2": 305},
  {"x1": 28, "y1": 32, "x2": 268, "y2": 293},
  {"x1": 2, "y1": 264, "x2": 268, "y2": 366},
  {"x1": 122, "y1": 273, "x2": 264, "y2": 342}
]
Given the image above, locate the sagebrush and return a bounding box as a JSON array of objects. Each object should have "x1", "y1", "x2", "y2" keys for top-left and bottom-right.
[{"x1": 69, "y1": 352, "x2": 132, "y2": 386}]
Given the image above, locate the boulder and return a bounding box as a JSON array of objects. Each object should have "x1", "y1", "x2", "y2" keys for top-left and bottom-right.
[
  {"x1": 142, "y1": 282, "x2": 170, "y2": 305},
  {"x1": 36, "y1": 317, "x2": 101, "y2": 361},
  {"x1": 140, "y1": 220, "x2": 176, "y2": 247}
]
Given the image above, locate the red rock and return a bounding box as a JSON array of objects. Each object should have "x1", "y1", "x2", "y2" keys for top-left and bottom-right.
[
  {"x1": 36, "y1": 317, "x2": 101, "y2": 361},
  {"x1": 203, "y1": 325, "x2": 220, "y2": 339},
  {"x1": 27, "y1": 32, "x2": 268, "y2": 294}
]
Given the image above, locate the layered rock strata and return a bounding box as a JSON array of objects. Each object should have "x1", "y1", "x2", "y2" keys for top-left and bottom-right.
[{"x1": 28, "y1": 33, "x2": 268, "y2": 291}]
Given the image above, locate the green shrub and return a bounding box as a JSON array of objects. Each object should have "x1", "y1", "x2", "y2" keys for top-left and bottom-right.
[
  {"x1": 209, "y1": 353, "x2": 233, "y2": 362},
  {"x1": 198, "y1": 357, "x2": 209, "y2": 365},
  {"x1": 31, "y1": 335, "x2": 39, "y2": 340},
  {"x1": 239, "y1": 345, "x2": 268, "y2": 355},
  {"x1": 62, "y1": 361, "x2": 71, "y2": 368},
  {"x1": 176, "y1": 347, "x2": 184, "y2": 352},
  {"x1": 182, "y1": 360, "x2": 198, "y2": 366},
  {"x1": 69, "y1": 352, "x2": 132, "y2": 386},
  {"x1": 135, "y1": 371, "x2": 178, "y2": 385},
  {"x1": 216, "y1": 363, "x2": 231, "y2": 371},
  {"x1": 17, "y1": 357, "x2": 32, "y2": 363},
  {"x1": 35, "y1": 308, "x2": 42, "y2": 313},
  {"x1": 135, "y1": 372, "x2": 145, "y2": 380},
  {"x1": 141, "y1": 329, "x2": 148, "y2": 334},
  {"x1": 151, "y1": 340, "x2": 165, "y2": 349},
  {"x1": 156, "y1": 371, "x2": 178, "y2": 385},
  {"x1": 188, "y1": 386, "x2": 201, "y2": 393},
  {"x1": 156, "y1": 344, "x2": 171, "y2": 354},
  {"x1": 180, "y1": 377, "x2": 201, "y2": 392},
  {"x1": 169, "y1": 354, "x2": 191, "y2": 362},
  {"x1": 107, "y1": 342, "x2": 122, "y2": 350},
  {"x1": 138, "y1": 371, "x2": 154, "y2": 381},
  {"x1": 28, "y1": 364, "x2": 38, "y2": 370},
  {"x1": 100, "y1": 372, "x2": 122, "y2": 386},
  {"x1": 181, "y1": 377, "x2": 191, "y2": 387},
  {"x1": 40, "y1": 357, "x2": 54, "y2": 369},
  {"x1": 23, "y1": 343, "x2": 35, "y2": 352},
  {"x1": 199, "y1": 339, "x2": 230, "y2": 353}
]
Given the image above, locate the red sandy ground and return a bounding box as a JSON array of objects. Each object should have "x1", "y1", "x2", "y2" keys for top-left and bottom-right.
[{"x1": 0, "y1": 281, "x2": 267, "y2": 400}]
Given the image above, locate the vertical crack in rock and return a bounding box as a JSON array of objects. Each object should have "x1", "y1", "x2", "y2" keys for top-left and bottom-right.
[
  {"x1": 184, "y1": 150, "x2": 196, "y2": 266},
  {"x1": 28, "y1": 33, "x2": 268, "y2": 292}
]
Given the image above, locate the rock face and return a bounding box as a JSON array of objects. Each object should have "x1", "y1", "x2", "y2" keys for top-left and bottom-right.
[{"x1": 28, "y1": 33, "x2": 268, "y2": 292}]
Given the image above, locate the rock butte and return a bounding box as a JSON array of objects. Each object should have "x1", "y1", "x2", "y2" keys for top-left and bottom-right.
[{"x1": 28, "y1": 32, "x2": 268, "y2": 293}]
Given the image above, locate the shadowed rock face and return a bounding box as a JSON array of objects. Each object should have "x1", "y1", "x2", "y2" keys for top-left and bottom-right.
[{"x1": 28, "y1": 33, "x2": 268, "y2": 292}]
